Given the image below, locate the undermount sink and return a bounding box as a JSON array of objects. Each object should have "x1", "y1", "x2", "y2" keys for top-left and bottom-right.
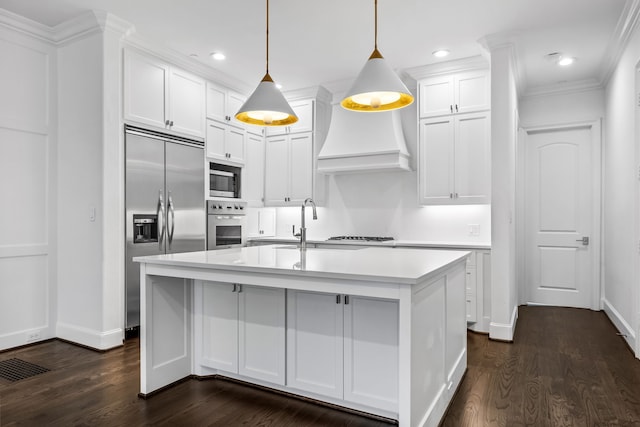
[{"x1": 274, "y1": 245, "x2": 364, "y2": 251}]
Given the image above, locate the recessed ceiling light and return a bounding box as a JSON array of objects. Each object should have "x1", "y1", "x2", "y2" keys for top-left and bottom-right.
[
  {"x1": 432, "y1": 49, "x2": 450, "y2": 58},
  {"x1": 558, "y1": 56, "x2": 575, "y2": 66},
  {"x1": 210, "y1": 52, "x2": 226, "y2": 61}
]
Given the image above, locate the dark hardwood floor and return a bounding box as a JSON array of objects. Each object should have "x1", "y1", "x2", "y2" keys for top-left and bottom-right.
[{"x1": 1, "y1": 306, "x2": 639, "y2": 426}]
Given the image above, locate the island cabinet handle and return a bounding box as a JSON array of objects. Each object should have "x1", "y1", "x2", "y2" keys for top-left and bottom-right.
[
  {"x1": 232, "y1": 284, "x2": 237, "y2": 292},
  {"x1": 336, "y1": 295, "x2": 341, "y2": 304},
  {"x1": 345, "y1": 295, "x2": 350, "y2": 305},
  {"x1": 237, "y1": 284, "x2": 243, "y2": 293}
]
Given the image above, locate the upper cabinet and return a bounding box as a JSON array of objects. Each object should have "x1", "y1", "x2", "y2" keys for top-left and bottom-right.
[
  {"x1": 205, "y1": 119, "x2": 245, "y2": 165},
  {"x1": 265, "y1": 99, "x2": 314, "y2": 136},
  {"x1": 417, "y1": 68, "x2": 491, "y2": 206},
  {"x1": 206, "y1": 81, "x2": 249, "y2": 128},
  {"x1": 124, "y1": 49, "x2": 205, "y2": 138},
  {"x1": 419, "y1": 70, "x2": 489, "y2": 118}
]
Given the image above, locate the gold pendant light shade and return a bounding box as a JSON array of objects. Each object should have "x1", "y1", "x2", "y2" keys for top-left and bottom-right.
[
  {"x1": 341, "y1": 1, "x2": 414, "y2": 112},
  {"x1": 235, "y1": 0, "x2": 297, "y2": 127}
]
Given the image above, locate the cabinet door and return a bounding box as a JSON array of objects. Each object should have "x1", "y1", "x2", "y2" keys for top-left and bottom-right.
[
  {"x1": 419, "y1": 75, "x2": 454, "y2": 118},
  {"x1": 289, "y1": 100, "x2": 314, "y2": 134},
  {"x1": 226, "y1": 125, "x2": 245, "y2": 164},
  {"x1": 201, "y1": 282, "x2": 238, "y2": 373},
  {"x1": 287, "y1": 290, "x2": 344, "y2": 398},
  {"x1": 258, "y1": 208, "x2": 276, "y2": 236},
  {"x1": 454, "y1": 112, "x2": 490, "y2": 204},
  {"x1": 419, "y1": 117, "x2": 455, "y2": 205},
  {"x1": 288, "y1": 133, "x2": 313, "y2": 204},
  {"x1": 455, "y1": 71, "x2": 490, "y2": 114},
  {"x1": 264, "y1": 135, "x2": 290, "y2": 205},
  {"x1": 206, "y1": 119, "x2": 227, "y2": 160},
  {"x1": 168, "y1": 67, "x2": 205, "y2": 137},
  {"x1": 343, "y1": 296, "x2": 399, "y2": 412},
  {"x1": 206, "y1": 82, "x2": 227, "y2": 122},
  {"x1": 124, "y1": 50, "x2": 168, "y2": 129},
  {"x1": 243, "y1": 132, "x2": 265, "y2": 206},
  {"x1": 227, "y1": 91, "x2": 247, "y2": 127},
  {"x1": 238, "y1": 286, "x2": 285, "y2": 385}
]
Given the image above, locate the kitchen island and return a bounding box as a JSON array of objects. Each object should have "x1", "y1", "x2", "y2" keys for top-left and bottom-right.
[{"x1": 135, "y1": 245, "x2": 469, "y2": 427}]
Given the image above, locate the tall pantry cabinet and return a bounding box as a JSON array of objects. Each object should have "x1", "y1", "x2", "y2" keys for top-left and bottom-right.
[
  {"x1": 417, "y1": 69, "x2": 491, "y2": 205},
  {"x1": 263, "y1": 87, "x2": 331, "y2": 207}
]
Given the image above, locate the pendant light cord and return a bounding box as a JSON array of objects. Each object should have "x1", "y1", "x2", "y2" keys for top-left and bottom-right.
[
  {"x1": 266, "y1": 0, "x2": 270, "y2": 74},
  {"x1": 374, "y1": 0, "x2": 378, "y2": 52}
]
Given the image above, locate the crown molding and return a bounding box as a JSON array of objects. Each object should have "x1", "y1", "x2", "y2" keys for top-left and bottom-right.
[
  {"x1": 521, "y1": 78, "x2": 603, "y2": 99},
  {"x1": 404, "y1": 55, "x2": 489, "y2": 81},
  {"x1": 0, "y1": 8, "x2": 56, "y2": 43},
  {"x1": 599, "y1": 0, "x2": 640, "y2": 86},
  {"x1": 478, "y1": 32, "x2": 525, "y2": 95}
]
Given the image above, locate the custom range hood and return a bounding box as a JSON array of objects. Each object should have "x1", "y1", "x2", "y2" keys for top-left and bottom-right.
[{"x1": 317, "y1": 103, "x2": 411, "y2": 174}]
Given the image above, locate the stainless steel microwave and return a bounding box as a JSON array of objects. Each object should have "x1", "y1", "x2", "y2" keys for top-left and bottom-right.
[{"x1": 209, "y1": 162, "x2": 241, "y2": 199}]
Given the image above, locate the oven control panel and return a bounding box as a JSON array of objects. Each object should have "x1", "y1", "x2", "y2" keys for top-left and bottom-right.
[{"x1": 207, "y1": 200, "x2": 247, "y2": 215}]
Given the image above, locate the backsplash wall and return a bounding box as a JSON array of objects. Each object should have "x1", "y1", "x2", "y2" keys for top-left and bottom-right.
[{"x1": 273, "y1": 169, "x2": 491, "y2": 243}]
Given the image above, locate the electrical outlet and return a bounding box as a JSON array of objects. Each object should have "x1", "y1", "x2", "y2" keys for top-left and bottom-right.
[
  {"x1": 26, "y1": 331, "x2": 40, "y2": 342},
  {"x1": 468, "y1": 224, "x2": 480, "y2": 236}
]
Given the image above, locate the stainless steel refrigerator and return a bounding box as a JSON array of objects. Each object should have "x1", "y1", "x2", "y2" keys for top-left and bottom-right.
[{"x1": 125, "y1": 126, "x2": 205, "y2": 332}]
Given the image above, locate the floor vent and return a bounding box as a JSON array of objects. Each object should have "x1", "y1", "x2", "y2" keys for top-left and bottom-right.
[{"x1": 0, "y1": 358, "x2": 50, "y2": 382}]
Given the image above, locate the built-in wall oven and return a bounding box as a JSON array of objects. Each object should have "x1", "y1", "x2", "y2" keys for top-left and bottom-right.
[
  {"x1": 207, "y1": 200, "x2": 247, "y2": 249},
  {"x1": 209, "y1": 162, "x2": 241, "y2": 199}
]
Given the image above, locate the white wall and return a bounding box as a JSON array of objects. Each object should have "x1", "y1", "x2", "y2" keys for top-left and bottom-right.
[
  {"x1": 603, "y1": 21, "x2": 640, "y2": 352},
  {"x1": 520, "y1": 89, "x2": 605, "y2": 127},
  {"x1": 0, "y1": 13, "x2": 57, "y2": 350},
  {"x1": 273, "y1": 170, "x2": 491, "y2": 243}
]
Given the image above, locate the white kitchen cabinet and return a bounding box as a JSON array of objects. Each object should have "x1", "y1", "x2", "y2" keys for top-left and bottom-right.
[
  {"x1": 124, "y1": 49, "x2": 205, "y2": 138},
  {"x1": 246, "y1": 208, "x2": 276, "y2": 237},
  {"x1": 287, "y1": 290, "x2": 398, "y2": 411},
  {"x1": 264, "y1": 133, "x2": 313, "y2": 206},
  {"x1": 419, "y1": 70, "x2": 489, "y2": 118},
  {"x1": 265, "y1": 99, "x2": 314, "y2": 136},
  {"x1": 419, "y1": 112, "x2": 490, "y2": 205},
  {"x1": 206, "y1": 81, "x2": 248, "y2": 128},
  {"x1": 205, "y1": 119, "x2": 245, "y2": 165},
  {"x1": 243, "y1": 131, "x2": 266, "y2": 206},
  {"x1": 200, "y1": 282, "x2": 285, "y2": 385}
]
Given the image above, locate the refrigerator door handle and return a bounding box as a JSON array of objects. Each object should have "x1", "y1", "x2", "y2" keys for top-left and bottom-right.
[
  {"x1": 168, "y1": 192, "x2": 175, "y2": 248},
  {"x1": 157, "y1": 191, "x2": 165, "y2": 250}
]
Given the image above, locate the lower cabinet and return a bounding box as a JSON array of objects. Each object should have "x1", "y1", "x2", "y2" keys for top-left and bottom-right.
[
  {"x1": 286, "y1": 290, "x2": 399, "y2": 412},
  {"x1": 199, "y1": 281, "x2": 286, "y2": 385}
]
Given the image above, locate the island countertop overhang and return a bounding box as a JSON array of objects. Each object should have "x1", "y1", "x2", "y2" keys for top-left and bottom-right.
[{"x1": 134, "y1": 245, "x2": 470, "y2": 286}]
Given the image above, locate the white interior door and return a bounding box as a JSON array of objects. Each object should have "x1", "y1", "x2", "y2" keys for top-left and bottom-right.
[{"x1": 525, "y1": 125, "x2": 599, "y2": 309}]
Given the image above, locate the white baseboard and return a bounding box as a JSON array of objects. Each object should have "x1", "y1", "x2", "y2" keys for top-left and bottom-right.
[
  {"x1": 602, "y1": 298, "x2": 636, "y2": 353},
  {"x1": 0, "y1": 326, "x2": 54, "y2": 351},
  {"x1": 56, "y1": 322, "x2": 123, "y2": 350},
  {"x1": 489, "y1": 305, "x2": 518, "y2": 341}
]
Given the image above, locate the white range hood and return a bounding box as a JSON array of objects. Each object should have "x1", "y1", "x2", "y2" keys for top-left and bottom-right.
[{"x1": 317, "y1": 104, "x2": 412, "y2": 174}]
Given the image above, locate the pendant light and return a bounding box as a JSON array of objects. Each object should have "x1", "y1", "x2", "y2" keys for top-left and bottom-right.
[
  {"x1": 235, "y1": 0, "x2": 298, "y2": 126},
  {"x1": 341, "y1": 0, "x2": 414, "y2": 112}
]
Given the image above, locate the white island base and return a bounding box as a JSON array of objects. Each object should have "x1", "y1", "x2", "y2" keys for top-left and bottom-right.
[{"x1": 135, "y1": 245, "x2": 468, "y2": 427}]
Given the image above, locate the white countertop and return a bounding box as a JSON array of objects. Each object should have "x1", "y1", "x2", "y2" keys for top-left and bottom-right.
[
  {"x1": 134, "y1": 245, "x2": 470, "y2": 285},
  {"x1": 248, "y1": 236, "x2": 491, "y2": 250}
]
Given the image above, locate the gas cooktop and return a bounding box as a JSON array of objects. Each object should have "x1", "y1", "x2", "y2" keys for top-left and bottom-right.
[{"x1": 327, "y1": 236, "x2": 394, "y2": 242}]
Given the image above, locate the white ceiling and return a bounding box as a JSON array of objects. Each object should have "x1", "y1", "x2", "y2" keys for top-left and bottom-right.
[{"x1": 0, "y1": 0, "x2": 629, "y2": 95}]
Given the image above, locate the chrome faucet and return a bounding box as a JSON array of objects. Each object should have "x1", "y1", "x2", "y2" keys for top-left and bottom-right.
[{"x1": 292, "y1": 198, "x2": 317, "y2": 250}]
